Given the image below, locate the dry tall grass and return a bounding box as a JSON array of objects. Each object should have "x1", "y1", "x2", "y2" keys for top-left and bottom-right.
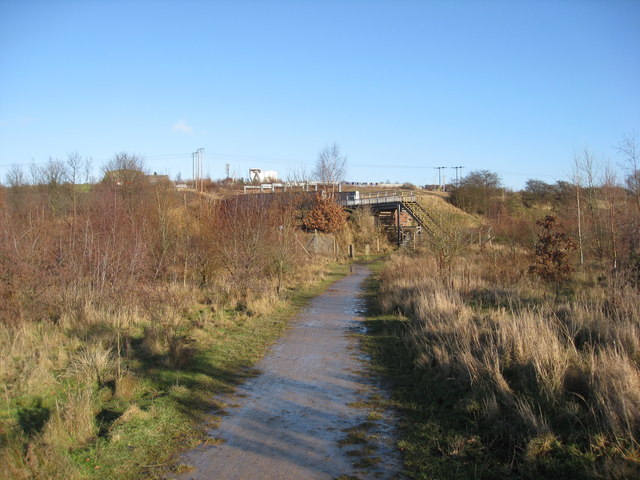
[
  {"x1": 0, "y1": 254, "x2": 333, "y2": 479},
  {"x1": 379, "y1": 252, "x2": 640, "y2": 476}
]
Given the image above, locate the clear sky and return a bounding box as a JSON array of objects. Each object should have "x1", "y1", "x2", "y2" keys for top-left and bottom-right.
[{"x1": 1, "y1": 0, "x2": 639, "y2": 189}]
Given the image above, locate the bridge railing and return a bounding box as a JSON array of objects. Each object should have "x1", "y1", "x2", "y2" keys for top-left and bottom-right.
[{"x1": 338, "y1": 191, "x2": 416, "y2": 207}]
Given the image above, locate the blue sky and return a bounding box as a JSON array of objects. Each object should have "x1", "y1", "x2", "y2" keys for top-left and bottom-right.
[{"x1": 1, "y1": 0, "x2": 638, "y2": 189}]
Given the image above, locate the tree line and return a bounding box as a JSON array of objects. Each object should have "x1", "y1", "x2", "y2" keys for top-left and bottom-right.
[
  {"x1": 448, "y1": 134, "x2": 640, "y2": 284},
  {"x1": 0, "y1": 152, "x2": 319, "y2": 326}
]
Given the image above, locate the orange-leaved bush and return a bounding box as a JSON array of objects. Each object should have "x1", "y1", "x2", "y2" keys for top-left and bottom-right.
[
  {"x1": 529, "y1": 215, "x2": 577, "y2": 286},
  {"x1": 302, "y1": 194, "x2": 347, "y2": 233}
]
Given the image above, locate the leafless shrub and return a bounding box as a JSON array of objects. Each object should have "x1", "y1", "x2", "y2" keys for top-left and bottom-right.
[
  {"x1": 418, "y1": 206, "x2": 474, "y2": 272},
  {"x1": 216, "y1": 196, "x2": 277, "y2": 306}
]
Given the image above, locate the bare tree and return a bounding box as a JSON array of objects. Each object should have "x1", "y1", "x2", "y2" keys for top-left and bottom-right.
[
  {"x1": 4, "y1": 164, "x2": 26, "y2": 188},
  {"x1": 66, "y1": 151, "x2": 83, "y2": 186},
  {"x1": 602, "y1": 165, "x2": 624, "y2": 271},
  {"x1": 421, "y1": 207, "x2": 473, "y2": 273},
  {"x1": 268, "y1": 198, "x2": 299, "y2": 295},
  {"x1": 40, "y1": 157, "x2": 67, "y2": 186},
  {"x1": 572, "y1": 156, "x2": 585, "y2": 265},
  {"x1": 450, "y1": 170, "x2": 502, "y2": 214},
  {"x1": 83, "y1": 156, "x2": 93, "y2": 184},
  {"x1": 151, "y1": 184, "x2": 170, "y2": 280},
  {"x1": 102, "y1": 152, "x2": 146, "y2": 183},
  {"x1": 286, "y1": 164, "x2": 310, "y2": 185},
  {"x1": 216, "y1": 196, "x2": 276, "y2": 307},
  {"x1": 617, "y1": 131, "x2": 639, "y2": 210},
  {"x1": 66, "y1": 152, "x2": 84, "y2": 224},
  {"x1": 4, "y1": 164, "x2": 28, "y2": 211},
  {"x1": 313, "y1": 142, "x2": 346, "y2": 187},
  {"x1": 575, "y1": 147, "x2": 605, "y2": 259},
  {"x1": 28, "y1": 161, "x2": 41, "y2": 185},
  {"x1": 101, "y1": 152, "x2": 148, "y2": 217},
  {"x1": 39, "y1": 157, "x2": 68, "y2": 215}
]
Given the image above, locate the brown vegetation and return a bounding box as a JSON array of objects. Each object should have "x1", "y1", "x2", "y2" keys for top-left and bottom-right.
[
  {"x1": 0, "y1": 154, "x2": 343, "y2": 479},
  {"x1": 374, "y1": 159, "x2": 640, "y2": 477},
  {"x1": 303, "y1": 193, "x2": 348, "y2": 233},
  {"x1": 529, "y1": 215, "x2": 577, "y2": 288},
  {"x1": 378, "y1": 252, "x2": 640, "y2": 477}
]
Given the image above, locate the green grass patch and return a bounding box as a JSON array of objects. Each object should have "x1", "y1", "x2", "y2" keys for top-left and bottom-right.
[{"x1": 339, "y1": 427, "x2": 370, "y2": 447}]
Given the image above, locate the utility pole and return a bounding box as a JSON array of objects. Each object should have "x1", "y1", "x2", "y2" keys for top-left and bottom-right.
[
  {"x1": 451, "y1": 166, "x2": 465, "y2": 185},
  {"x1": 192, "y1": 148, "x2": 204, "y2": 192},
  {"x1": 435, "y1": 166, "x2": 446, "y2": 191},
  {"x1": 197, "y1": 148, "x2": 204, "y2": 192},
  {"x1": 192, "y1": 151, "x2": 197, "y2": 190}
]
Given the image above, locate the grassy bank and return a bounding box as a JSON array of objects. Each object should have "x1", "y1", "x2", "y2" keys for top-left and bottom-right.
[
  {"x1": 361, "y1": 254, "x2": 640, "y2": 480},
  {"x1": 0, "y1": 262, "x2": 348, "y2": 480}
]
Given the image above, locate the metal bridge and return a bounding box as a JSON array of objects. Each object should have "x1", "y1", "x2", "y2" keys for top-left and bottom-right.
[{"x1": 337, "y1": 191, "x2": 436, "y2": 246}]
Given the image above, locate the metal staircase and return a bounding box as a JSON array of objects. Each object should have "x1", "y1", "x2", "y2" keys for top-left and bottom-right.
[{"x1": 400, "y1": 194, "x2": 437, "y2": 233}]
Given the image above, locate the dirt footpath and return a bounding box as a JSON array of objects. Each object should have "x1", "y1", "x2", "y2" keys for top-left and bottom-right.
[{"x1": 175, "y1": 265, "x2": 404, "y2": 480}]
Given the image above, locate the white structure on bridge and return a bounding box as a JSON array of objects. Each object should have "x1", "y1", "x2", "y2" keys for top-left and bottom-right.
[{"x1": 249, "y1": 168, "x2": 279, "y2": 183}]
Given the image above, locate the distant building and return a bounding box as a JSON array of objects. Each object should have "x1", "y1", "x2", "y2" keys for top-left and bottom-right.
[
  {"x1": 103, "y1": 169, "x2": 173, "y2": 186},
  {"x1": 249, "y1": 168, "x2": 279, "y2": 183},
  {"x1": 145, "y1": 173, "x2": 171, "y2": 184},
  {"x1": 103, "y1": 169, "x2": 144, "y2": 186}
]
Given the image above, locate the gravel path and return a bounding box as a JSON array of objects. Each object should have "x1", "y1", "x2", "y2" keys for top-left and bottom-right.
[{"x1": 176, "y1": 265, "x2": 403, "y2": 480}]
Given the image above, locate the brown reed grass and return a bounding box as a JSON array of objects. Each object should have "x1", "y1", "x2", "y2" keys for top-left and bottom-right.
[{"x1": 378, "y1": 251, "x2": 640, "y2": 474}]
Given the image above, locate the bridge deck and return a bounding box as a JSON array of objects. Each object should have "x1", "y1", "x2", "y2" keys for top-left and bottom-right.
[{"x1": 337, "y1": 191, "x2": 415, "y2": 208}]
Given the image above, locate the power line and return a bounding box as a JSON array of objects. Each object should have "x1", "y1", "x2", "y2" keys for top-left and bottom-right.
[{"x1": 350, "y1": 163, "x2": 439, "y2": 169}]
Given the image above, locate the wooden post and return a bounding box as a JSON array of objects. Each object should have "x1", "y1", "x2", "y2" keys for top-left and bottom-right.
[
  {"x1": 348, "y1": 244, "x2": 355, "y2": 258},
  {"x1": 397, "y1": 205, "x2": 402, "y2": 247}
]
